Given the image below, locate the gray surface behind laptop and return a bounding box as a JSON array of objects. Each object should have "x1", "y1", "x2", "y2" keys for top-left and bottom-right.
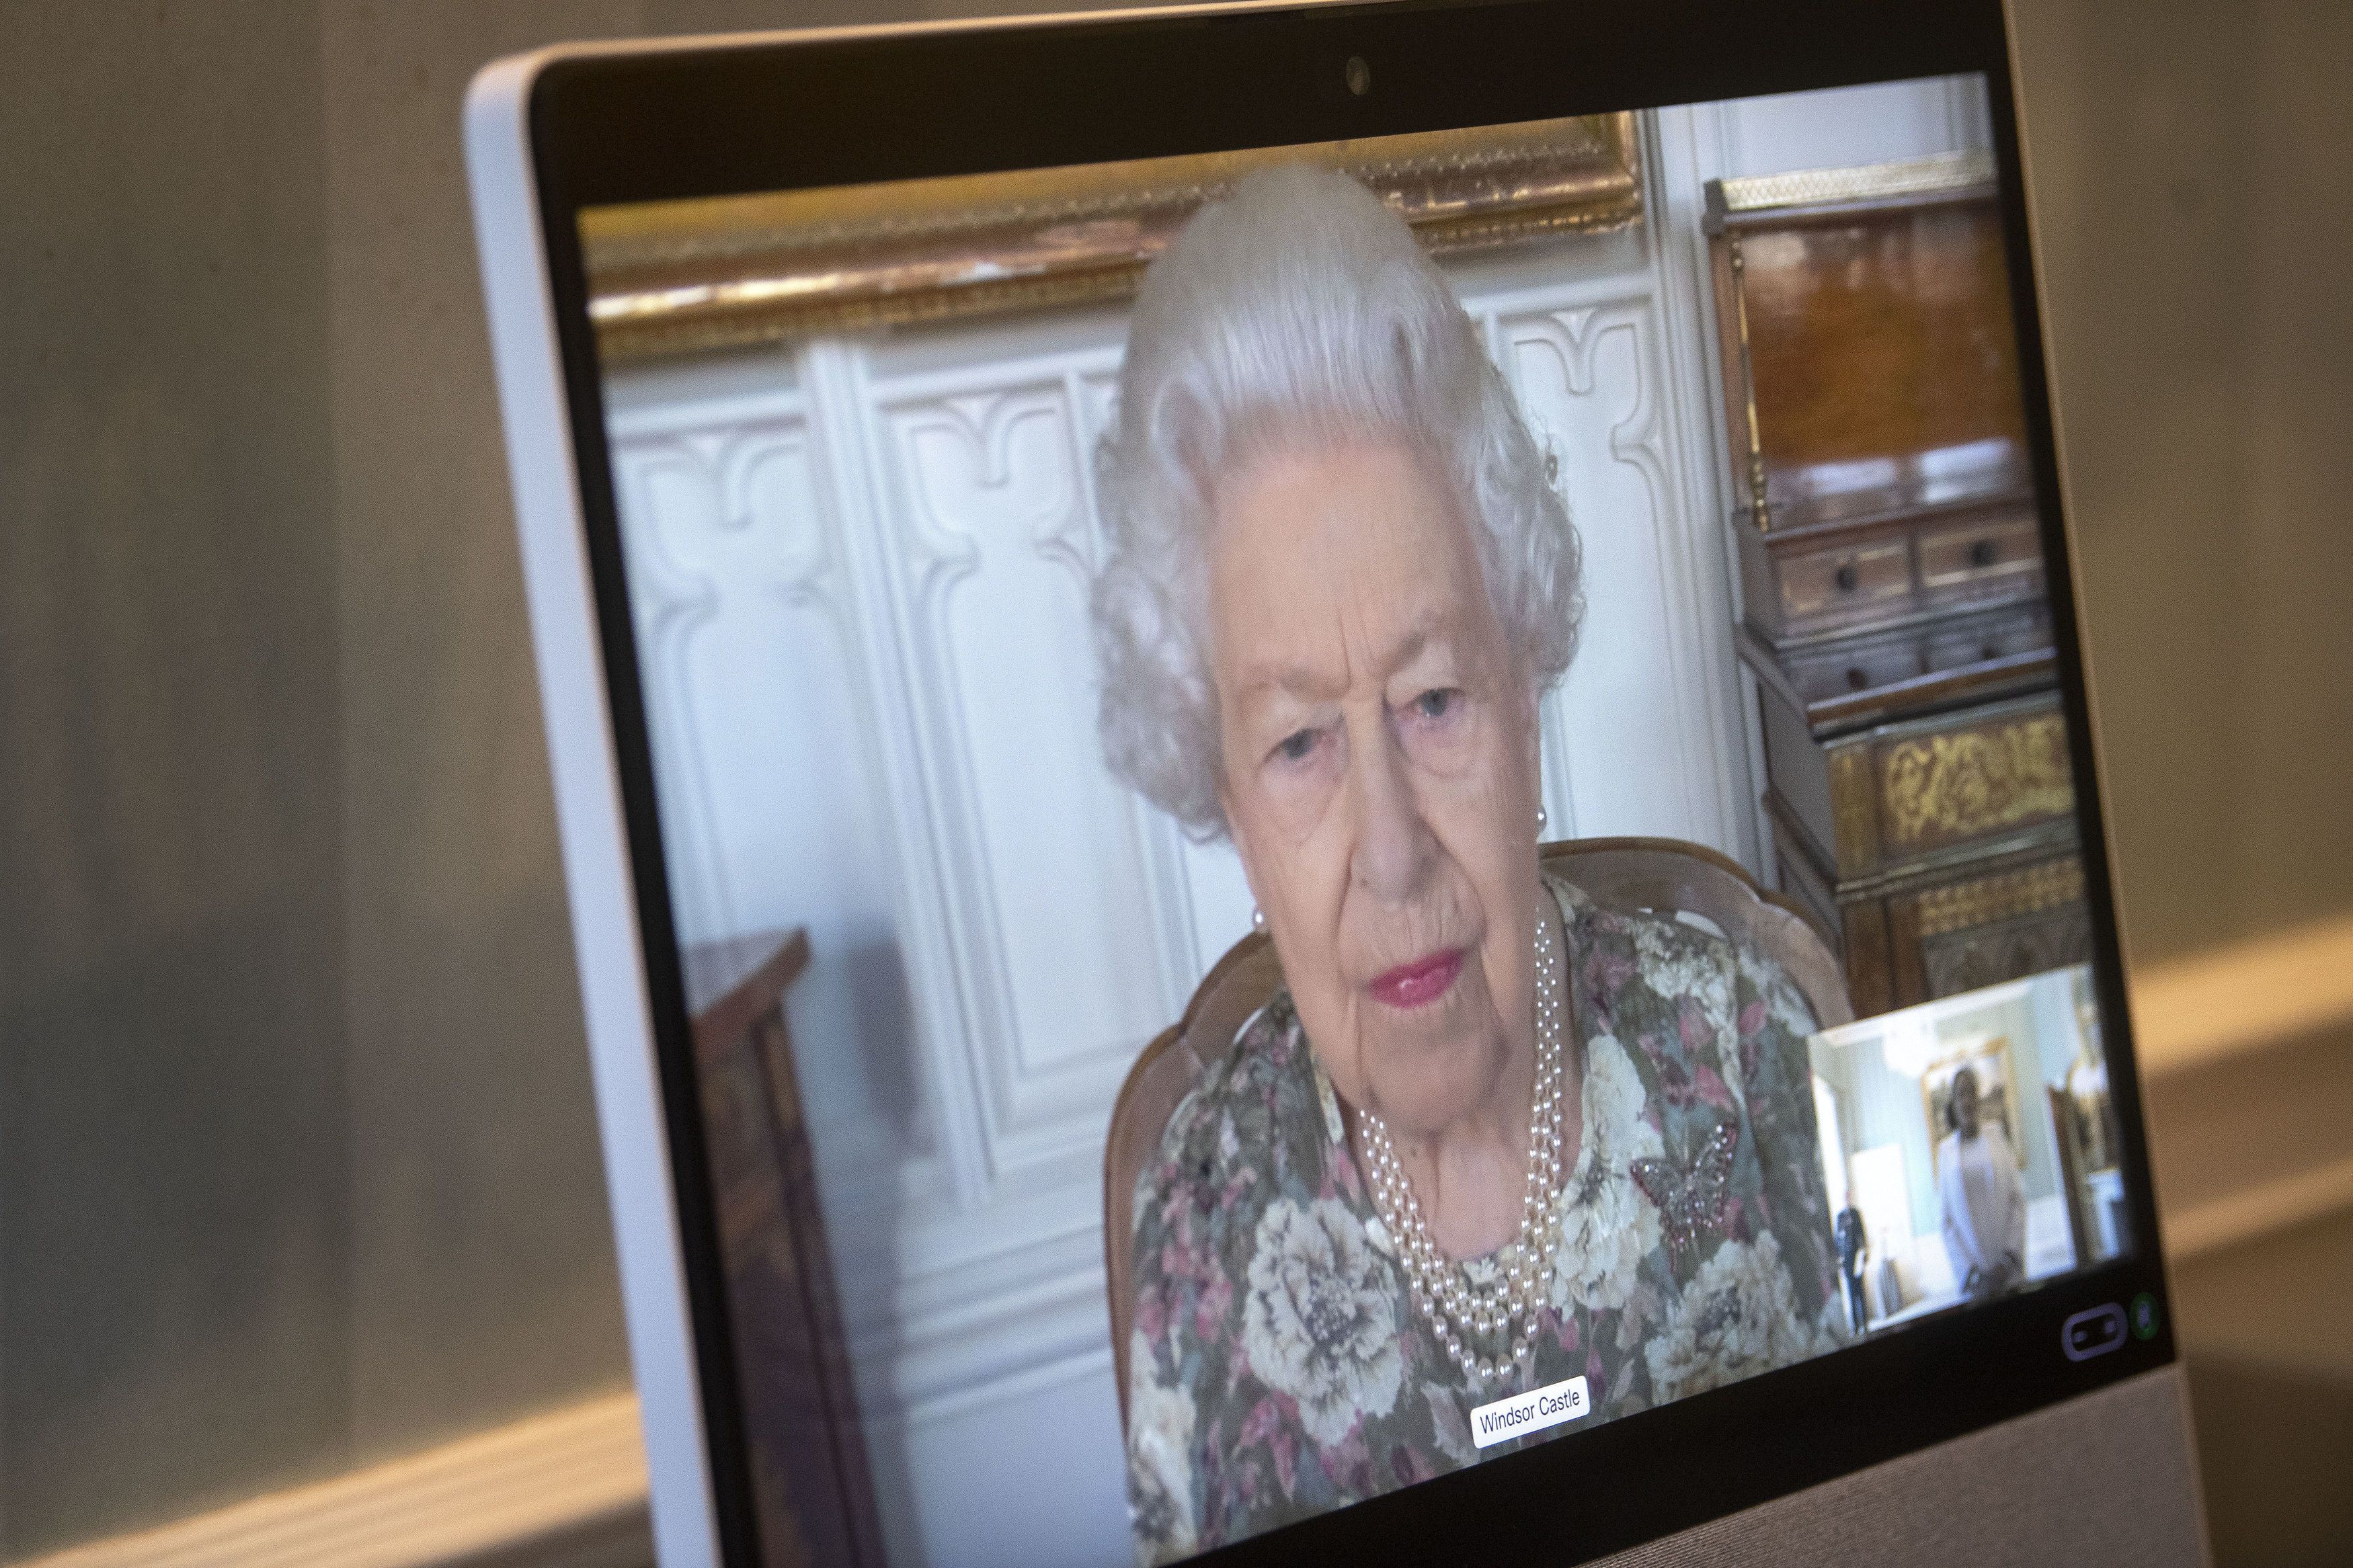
[{"x1": 1595, "y1": 1366, "x2": 2207, "y2": 1566}]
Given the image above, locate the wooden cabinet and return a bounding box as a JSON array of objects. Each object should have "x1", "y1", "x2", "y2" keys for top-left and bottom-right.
[
  {"x1": 1706, "y1": 153, "x2": 2089, "y2": 1015},
  {"x1": 688, "y1": 930, "x2": 886, "y2": 1568},
  {"x1": 1756, "y1": 687, "x2": 2090, "y2": 1016}
]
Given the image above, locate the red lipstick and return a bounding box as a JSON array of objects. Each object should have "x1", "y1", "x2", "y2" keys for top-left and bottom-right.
[{"x1": 1369, "y1": 949, "x2": 1464, "y2": 1010}]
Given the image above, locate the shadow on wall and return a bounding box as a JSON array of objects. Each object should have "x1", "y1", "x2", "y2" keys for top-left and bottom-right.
[
  {"x1": 2171, "y1": 1206, "x2": 2353, "y2": 1568},
  {"x1": 2009, "y1": 0, "x2": 2353, "y2": 960},
  {"x1": 2186, "y1": 1353, "x2": 2353, "y2": 1568}
]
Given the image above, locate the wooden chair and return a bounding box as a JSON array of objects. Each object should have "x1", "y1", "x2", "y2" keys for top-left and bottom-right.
[{"x1": 1100, "y1": 836, "x2": 1853, "y2": 1432}]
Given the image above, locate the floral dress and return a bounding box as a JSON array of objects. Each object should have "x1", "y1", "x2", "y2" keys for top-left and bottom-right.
[{"x1": 1123, "y1": 872, "x2": 1848, "y2": 1563}]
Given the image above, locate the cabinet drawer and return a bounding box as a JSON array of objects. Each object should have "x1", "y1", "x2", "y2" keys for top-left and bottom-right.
[
  {"x1": 1776, "y1": 539, "x2": 1912, "y2": 630},
  {"x1": 1923, "y1": 606, "x2": 2049, "y2": 673},
  {"x1": 1918, "y1": 513, "x2": 2042, "y2": 606},
  {"x1": 1785, "y1": 632, "x2": 1930, "y2": 704}
]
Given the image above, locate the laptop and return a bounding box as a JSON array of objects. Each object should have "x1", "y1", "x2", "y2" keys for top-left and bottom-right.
[{"x1": 465, "y1": 3, "x2": 2208, "y2": 1563}]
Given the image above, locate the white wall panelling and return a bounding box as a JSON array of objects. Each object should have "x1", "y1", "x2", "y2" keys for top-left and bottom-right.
[
  {"x1": 1483, "y1": 283, "x2": 1743, "y2": 851},
  {"x1": 600, "y1": 81, "x2": 1988, "y2": 1568}
]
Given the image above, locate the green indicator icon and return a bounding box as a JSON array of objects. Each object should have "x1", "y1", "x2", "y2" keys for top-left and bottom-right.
[{"x1": 2130, "y1": 1292, "x2": 2161, "y2": 1341}]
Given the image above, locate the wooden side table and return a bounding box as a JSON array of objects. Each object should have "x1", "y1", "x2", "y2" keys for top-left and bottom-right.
[{"x1": 686, "y1": 930, "x2": 885, "y2": 1568}]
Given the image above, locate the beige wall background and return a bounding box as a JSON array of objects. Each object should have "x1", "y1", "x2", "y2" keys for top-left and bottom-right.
[
  {"x1": 2013, "y1": 0, "x2": 2353, "y2": 958},
  {"x1": 0, "y1": 0, "x2": 2343, "y2": 1562}
]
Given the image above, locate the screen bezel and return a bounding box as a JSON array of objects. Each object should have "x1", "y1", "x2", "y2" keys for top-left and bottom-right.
[{"x1": 514, "y1": 3, "x2": 2178, "y2": 1561}]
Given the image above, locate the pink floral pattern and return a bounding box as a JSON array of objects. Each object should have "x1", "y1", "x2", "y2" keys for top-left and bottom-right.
[{"x1": 1123, "y1": 874, "x2": 1847, "y2": 1563}]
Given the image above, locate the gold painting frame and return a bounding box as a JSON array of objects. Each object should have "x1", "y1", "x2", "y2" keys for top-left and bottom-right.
[
  {"x1": 1921, "y1": 1037, "x2": 2018, "y2": 1154},
  {"x1": 583, "y1": 112, "x2": 1642, "y2": 363}
]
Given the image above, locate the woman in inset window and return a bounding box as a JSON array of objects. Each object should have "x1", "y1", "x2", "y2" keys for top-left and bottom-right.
[{"x1": 1936, "y1": 1066, "x2": 2026, "y2": 1302}]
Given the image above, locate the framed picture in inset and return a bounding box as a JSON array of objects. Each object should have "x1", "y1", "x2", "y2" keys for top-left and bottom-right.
[{"x1": 1923, "y1": 1039, "x2": 2016, "y2": 1147}]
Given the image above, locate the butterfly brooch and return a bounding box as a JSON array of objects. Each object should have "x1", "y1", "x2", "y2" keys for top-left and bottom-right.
[{"x1": 1630, "y1": 1120, "x2": 1741, "y2": 1260}]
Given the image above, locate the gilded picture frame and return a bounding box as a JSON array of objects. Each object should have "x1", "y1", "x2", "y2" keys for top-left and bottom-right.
[
  {"x1": 582, "y1": 112, "x2": 1642, "y2": 362},
  {"x1": 1921, "y1": 1037, "x2": 2018, "y2": 1153}
]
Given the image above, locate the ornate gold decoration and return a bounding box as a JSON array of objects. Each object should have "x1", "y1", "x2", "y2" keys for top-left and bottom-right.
[
  {"x1": 1714, "y1": 149, "x2": 1995, "y2": 216},
  {"x1": 584, "y1": 113, "x2": 1642, "y2": 362},
  {"x1": 1915, "y1": 1038, "x2": 2020, "y2": 1152},
  {"x1": 1915, "y1": 855, "x2": 2087, "y2": 939},
  {"x1": 1827, "y1": 745, "x2": 1880, "y2": 876},
  {"x1": 1880, "y1": 712, "x2": 2075, "y2": 848}
]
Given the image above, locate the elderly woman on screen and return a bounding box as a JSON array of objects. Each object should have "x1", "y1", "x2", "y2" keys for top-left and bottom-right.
[{"x1": 1091, "y1": 166, "x2": 1846, "y2": 1562}]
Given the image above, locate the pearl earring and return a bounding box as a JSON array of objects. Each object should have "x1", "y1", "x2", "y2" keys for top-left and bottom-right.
[
  {"x1": 1536, "y1": 804, "x2": 1549, "y2": 833},
  {"x1": 1251, "y1": 906, "x2": 1267, "y2": 933}
]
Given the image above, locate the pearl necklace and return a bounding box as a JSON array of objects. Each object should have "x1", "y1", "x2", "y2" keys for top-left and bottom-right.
[{"x1": 1360, "y1": 909, "x2": 1566, "y2": 1384}]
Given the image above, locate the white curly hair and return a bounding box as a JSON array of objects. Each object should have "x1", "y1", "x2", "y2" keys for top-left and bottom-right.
[{"x1": 1090, "y1": 163, "x2": 1584, "y2": 840}]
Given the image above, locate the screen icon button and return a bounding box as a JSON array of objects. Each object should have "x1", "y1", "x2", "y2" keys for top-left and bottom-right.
[
  {"x1": 2130, "y1": 1292, "x2": 2161, "y2": 1341},
  {"x1": 2063, "y1": 1303, "x2": 2128, "y2": 1362}
]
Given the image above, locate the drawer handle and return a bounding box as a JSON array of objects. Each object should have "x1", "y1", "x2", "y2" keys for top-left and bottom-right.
[
  {"x1": 1968, "y1": 538, "x2": 1997, "y2": 569},
  {"x1": 1845, "y1": 666, "x2": 1870, "y2": 691},
  {"x1": 1834, "y1": 562, "x2": 1860, "y2": 593}
]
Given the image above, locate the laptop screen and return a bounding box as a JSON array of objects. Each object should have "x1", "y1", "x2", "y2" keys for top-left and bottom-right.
[{"x1": 542, "y1": 50, "x2": 2167, "y2": 1568}]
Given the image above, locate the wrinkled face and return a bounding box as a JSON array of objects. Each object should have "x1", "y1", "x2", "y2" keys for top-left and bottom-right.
[
  {"x1": 1209, "y1": 438, "x2": 1542, "y2": 1139},
  {"x1": 1950, "y1": 1070, "x2": 1982, "y2": 1138}
]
